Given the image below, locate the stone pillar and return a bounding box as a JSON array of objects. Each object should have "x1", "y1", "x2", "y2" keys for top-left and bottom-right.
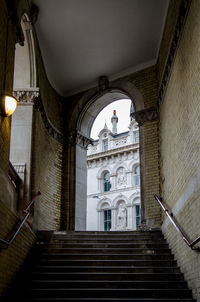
[
  {"x1": 111, "y1": 207, "x2": 116, "y2": 230},
  {"x1": 133, "y1": 107, "x2": 161, "y2": 228},
  {"x1": 10, "y1": 89, "x2": 39, "y2": 211},
  {"x1": 62, "y1": 131, "x2": 92, "y2": 231},
  {"x1": 126, "y1": 204, "x2": 133, "y2": 229}
]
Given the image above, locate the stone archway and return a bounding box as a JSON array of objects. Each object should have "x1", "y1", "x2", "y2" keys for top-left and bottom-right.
[{"x1": 62, "y1": 79, "x2": 145, "y2": 230}]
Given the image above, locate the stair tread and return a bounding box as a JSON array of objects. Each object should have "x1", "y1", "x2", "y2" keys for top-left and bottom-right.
[{"x1": 5, "y1": 231, "x2": 195, "y2": 301}]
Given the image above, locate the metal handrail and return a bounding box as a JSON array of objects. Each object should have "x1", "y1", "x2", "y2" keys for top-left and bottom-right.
[
  {"x1": 154, "y1": 195, "x2": 200, "y2": 251},
  {"x1": 0, "y1": 191, "x2": 41, "y2": 247}
]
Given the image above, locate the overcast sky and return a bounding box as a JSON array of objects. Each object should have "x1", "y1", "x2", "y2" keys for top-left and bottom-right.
[{"x1": 90, "y1": 99, "x2": 132, "y2": 140}]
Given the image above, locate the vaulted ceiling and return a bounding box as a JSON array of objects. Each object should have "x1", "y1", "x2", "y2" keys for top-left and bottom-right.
[{"x1": 33, "y1": 0, "x2": 169, "y2": 97}]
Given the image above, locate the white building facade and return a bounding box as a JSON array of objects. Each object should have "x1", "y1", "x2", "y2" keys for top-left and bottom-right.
[{"x1": 87, "y1": 109, "x2": 141, "y2": 231}]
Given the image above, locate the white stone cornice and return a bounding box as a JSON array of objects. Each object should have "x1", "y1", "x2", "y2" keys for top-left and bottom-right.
[{"x1": 87, "y1": 144, "x2": 139, "y2": 161}]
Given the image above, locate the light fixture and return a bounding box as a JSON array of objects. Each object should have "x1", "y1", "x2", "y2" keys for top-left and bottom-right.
[{"x1": 1, "y1": 94, "x2": 18, "y2": 117}]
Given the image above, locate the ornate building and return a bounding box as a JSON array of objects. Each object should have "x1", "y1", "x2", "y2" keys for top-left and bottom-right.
[{"x1": 87, "y1": 108, "x2": 141, "y2": 231}]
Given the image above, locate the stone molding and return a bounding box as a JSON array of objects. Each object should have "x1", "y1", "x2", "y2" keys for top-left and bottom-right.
[
  {"x1": 157, "y1": 0, "x2": 192, "y2": 106},
  {"x1": 12, "y1": 163, "x2": 26, "y2": 174},
  {"x1": 67, "y1": 131, "x2": 93, "y2": 149},
  {"x1": 14, "y1": 90, "x2": 64, "y2": 144},
  {"x1": 33, "y1": 95, "x2": 64, "y2": 144},
  {"x1": 13, "y1": 89, "x2": 39, "y2": 104},
  {"x1": 88, "y1": 144, "x2": 139, "y2": 161},
  {"x1": 133, "y1": 107, "x2": 159, "y2": 126}
]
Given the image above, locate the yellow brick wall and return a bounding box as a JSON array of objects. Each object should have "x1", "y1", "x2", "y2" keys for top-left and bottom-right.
[
  {"x1": 160, "y1": 0, "x2": 200, "y2": 300},
  {"x1": 0, "y1": 201, "x2": 36, "y2": 296},
  {"x1": 31, "y1": 111, "x2": 63, "y2": 231},
  {"x1": 142, "y1": 121, "x2": 161, "y2": 226}
]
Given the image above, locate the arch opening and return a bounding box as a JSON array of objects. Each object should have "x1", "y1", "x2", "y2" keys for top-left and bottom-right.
[{"x1": 74, "y1": 87, "x2": 143, "y2": 231}]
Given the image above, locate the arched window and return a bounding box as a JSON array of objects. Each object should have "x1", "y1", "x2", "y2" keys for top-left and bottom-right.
[
  {"x1": 103, "y1": 171, "x2": 111, "y2": 192},
  {"x1": 133, "y1": 165, "x2": 140, "y2": 186}
]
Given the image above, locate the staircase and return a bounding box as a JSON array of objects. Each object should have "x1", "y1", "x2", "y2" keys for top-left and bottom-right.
[{"x1": 5, "y1": 230, "x2": 196, "y2": 301}]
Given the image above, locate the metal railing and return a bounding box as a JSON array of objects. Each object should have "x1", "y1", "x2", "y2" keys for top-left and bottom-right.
[
  {"x1": 0, "y1": 191, "x2": 41, "y2": 247},
  {"x1": 9, "y1": 161, "x2": 22, "y2": 192},
  {"x1": 154, "y1": 195, "x2": 200, "y2": 251}
]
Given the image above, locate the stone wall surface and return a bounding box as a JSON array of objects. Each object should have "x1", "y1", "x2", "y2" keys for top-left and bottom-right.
[{"x1": 160, "y1": 0, "x2": 200, "y2": 300}]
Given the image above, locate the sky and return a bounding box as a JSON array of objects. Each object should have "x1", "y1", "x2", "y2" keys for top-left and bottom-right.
[{"x1": 90, "y1": 99, "x2": 132, "y2": 140}]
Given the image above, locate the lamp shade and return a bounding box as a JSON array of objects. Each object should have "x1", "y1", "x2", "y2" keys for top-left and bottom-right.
[{"x1": 1, "y1": 95, "x2": 18, "y2": 117}]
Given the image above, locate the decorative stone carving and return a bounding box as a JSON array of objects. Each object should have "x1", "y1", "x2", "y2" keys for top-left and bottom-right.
[
  {"x1": 68, "y1": 131, "x2": 92, "y2": 149},
  {"x1": 117, "y1": 167, "x2": 127, "y2": 187},
  {"x1": 13, "y1": 89, "x2": 39, "y2": 104},
  {"x1": 12, "y1": 164, "x2": 26, "y2": 174},
  {"x1": 116, "y1": 204, "x2": 127, "y2": 229},
  {"x1": 133, "y1": 107, "x2": 159, "y2": 126}
]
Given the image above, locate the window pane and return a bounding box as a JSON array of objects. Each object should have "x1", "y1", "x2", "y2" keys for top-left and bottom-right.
[
  {"x1": 103, "y1": 172, "x2": 111, "y2": 192},
  {"x1": 103, "y1": 139, "x2": 108, "y2": 151},
  {"x1": 104, "y1": 209, "x2": 112, "y2": 231},
  {"x1": 134, "y1": 131, "x2": 139, "y2": 143},
  {"x1": 136, "y1": 205, "x2": 141, "y2": 227},
  {"x1": 133, "y1": 165, "x2": 140, "y2": 186}
]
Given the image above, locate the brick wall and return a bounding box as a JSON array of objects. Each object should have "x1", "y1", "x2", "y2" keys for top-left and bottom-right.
[
  {"x1": 160, "y1": 0, "x2": 200, "y2": 300},
  {"x1": 0, "y1": 201, "x2": 35, "y2": 296},
  {"x1": 31, "y1": 111, "x2": 63, "y2": 231}
]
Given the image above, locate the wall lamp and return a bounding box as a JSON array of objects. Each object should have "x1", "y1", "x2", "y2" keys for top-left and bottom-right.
[{"x1": 1, "y1": 94, "x2": 18, "y2": 117}]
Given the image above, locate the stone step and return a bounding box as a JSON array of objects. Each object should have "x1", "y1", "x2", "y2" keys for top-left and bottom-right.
[
  {"x1": 33, "y1": 265, "x2": 181, "y2": 274},
  {"x1": 4, "y1": 230, "x2": 195, "y2": 302},
  {"x1": 39, "y1": 243, "x2": 169, "y2": 249},
  {"x1": 25, "y1": 298, "x2": 197, "y2": 302},
  {"x1": 34, "y1": 259, "x2": 177, "y2": 267},
  {"x1": 35, "y1": 247, "x2": 172, "y2": 255},
  {"x1": 29, "y1": 288, "x2": 193, "y2": 299},
  {"x1": 30, "y1": 272, "x2": 184, "y2": 281},
  {"x1": 51, "y1": 230, "x2": 163, "y2": 235},
  {"x1": 49, "y1": 238, "x2": 167, "y2": 244},
  {"x1": 30, "y1": 280, "x2": 188, "y2": 289},
  {"x1": 37, "y1": 253, "x2": 174, "y2": 260}
]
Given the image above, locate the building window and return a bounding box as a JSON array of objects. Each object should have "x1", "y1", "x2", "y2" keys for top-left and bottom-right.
[
  {"x1": 134, "y1": 131, "x2": 139, "y2": 143},
  {"x1": 135, "y1": 205, "x2": 141, "y2": 227},
  {"x1": 103, "y1": 139, "x2": 108, "y2": 151},
  {"x1": 104, "y1": 209, "x2": 111, "y2": 231},
  {"x1": 103, "y1": 171, "x2": 111, "y2": 192},
  {"x1": 133, "y1": 165, "x2": 140, "y2": 186}
]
